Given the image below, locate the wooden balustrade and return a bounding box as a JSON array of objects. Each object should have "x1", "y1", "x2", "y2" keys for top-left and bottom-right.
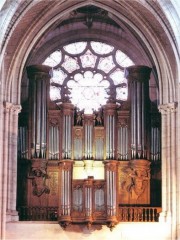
[
  {"x1": 119, "y1": 206, "x2": 161, "y2": 222},
  {"x1": 18, "y1": 206, "x2": 161, "y2": 222},
  {"x1": 18, "y1": 206, "x2": 58, "y2": 221}
]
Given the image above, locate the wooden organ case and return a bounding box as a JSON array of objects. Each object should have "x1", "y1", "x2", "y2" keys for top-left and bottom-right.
[{"x1": 17, "y1": 65, "x2": 161, "y2": 229}]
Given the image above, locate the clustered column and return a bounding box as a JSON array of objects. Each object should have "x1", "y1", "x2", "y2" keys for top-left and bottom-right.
[
  {"x1": 2, "y1": 102, "x2": 21, "y2": 236},
  {"x1": 158, "y1": 103, "x2": 177, "y2": 240}
]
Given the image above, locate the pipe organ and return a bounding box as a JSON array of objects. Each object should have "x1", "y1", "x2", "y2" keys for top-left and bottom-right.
[{"x1": 17, "y1": 65, "x2": 161, "y2": 229}]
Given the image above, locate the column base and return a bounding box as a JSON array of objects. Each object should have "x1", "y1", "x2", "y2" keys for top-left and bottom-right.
[
  {"x1": 6, "y1": 210, "x2": 19, "y2": 222},
  {"x1": 159, "y1": 211, "x2": 172, "y2": 223}
]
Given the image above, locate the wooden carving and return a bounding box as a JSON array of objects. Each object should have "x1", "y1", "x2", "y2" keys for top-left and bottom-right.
[
  {"x1": 119, "y1": 160, "x2": 150, "y2": 204},
  {"x1": 28, "y1": 160, "x2": 50, "y2": 197}
]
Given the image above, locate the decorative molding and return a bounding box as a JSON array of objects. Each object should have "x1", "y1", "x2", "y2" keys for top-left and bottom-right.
[
  {"x1": 3, "y1": 101, "x2": 12, "y2": 111},
  {"x1": 158, "y1": 102, "x2": 178, "y2": 114},
  {"x1": 3, "y1": 102, "x2": 21, "y2": 114},
  {"x1": 11, "y1": 104, "x2": 22, "y2": 115}
]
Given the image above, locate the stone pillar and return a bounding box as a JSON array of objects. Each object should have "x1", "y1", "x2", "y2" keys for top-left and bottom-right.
[
  {"x1": 158, "y1": 103, "x2": 177, "y2": 239},
  {"x1": 7, "y1": 104, "x2": 21, "y2": 221},
  {"x1": 1, "y1": 102, "x2": 21, "y2": 239},
  {"x1": 26, "y1": 65, "x2": 52, "y2": 159},
  {"x1": 125, "y1": 65, "x2": 152, "y2": 160},
  {"x1": 2, "y1": 102, "x2": 11, "y2": 239},
  {"x1": 0, "y1": 100, "x2": 3, "y2": 239}
]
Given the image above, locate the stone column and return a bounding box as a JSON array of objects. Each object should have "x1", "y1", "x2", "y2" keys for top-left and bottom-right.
[
  {"x1": 1, "y1": 102, "x2": 21, "y2": 239},
  {"x1": 158, "y1": 103, "x2": 177, "y2": 236},
  {"x1": 0, "y1": 100, "x2": 3, "y2": 239},
  {"x1": 7, "y1": 104, "x2": 21, "y2": 221},
  {"x1": 2, "y1": 102, "x2": 12, "y2": 239},
  {"x1": 26, "y1": 65, "x2": 52, "y2": 159},
  {"x1": 125, "y1": 65, "x2": 152, "y2": 160}
]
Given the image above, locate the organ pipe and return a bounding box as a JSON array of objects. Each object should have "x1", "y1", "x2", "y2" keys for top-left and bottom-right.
[
  {"x1": 59, "y1": 161, "x2": 73, "y2": 224},
  {"x1": 105, "y1": 160, "x2": 118, "y2": 228},
  {"x1": 84, "y1": 116, "x2": 93, "y2": 159},
  {"x1": 18, "y1": 126, "x2": 28, "y2": 159},
  {"x1": 49, "y1": 125, "x2": 59, "y2": 160},
  {"x1": 61, "y1": 103, "x2": 74, "y2": 159},
  {"x1": 27, "y1": 65, "x2": 52, "y2": 159},
  {"x1": 104, "y1": 103, "x2": 116, "y2": 159},
  {"x1": 125, "y1": 65, "x2": 151, "y2": 160}
]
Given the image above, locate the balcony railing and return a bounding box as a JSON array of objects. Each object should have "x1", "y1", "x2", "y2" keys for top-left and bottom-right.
[
  {"x1": 18, "y1": 206, "x2": 58, "y2": 221},
  {"x1": 18, "y1": 206, "x2": 161, "y2": 222},
  {"x1": 119, "y1": 206, "x2": 161, "y2": 222}
]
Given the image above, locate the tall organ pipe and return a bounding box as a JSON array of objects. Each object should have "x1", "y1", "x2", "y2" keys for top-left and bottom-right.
[
  {"x1": 61, "y1": 103, "x2": 74, "y2": 160},
  {"x1": 125, "y1": 65, "x2": 151, "y2": 160},
  {"x1": 104, "y1": 104, "x2": 116, "y2": 160},
  {"x1": 27, "y1": 65, "x2": 52, "y2": 159}
]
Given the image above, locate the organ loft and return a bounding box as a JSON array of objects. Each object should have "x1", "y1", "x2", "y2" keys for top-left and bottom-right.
[{"x1": 17, "y1": 42, "x2": 161, "y2": 230}]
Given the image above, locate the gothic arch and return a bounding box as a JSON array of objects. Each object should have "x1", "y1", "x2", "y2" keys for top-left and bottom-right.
[{"x1": 0, "y1": 1, "x2": 180, "y2": 240}]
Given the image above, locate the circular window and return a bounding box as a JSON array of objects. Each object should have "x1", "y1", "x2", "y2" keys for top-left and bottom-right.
[{"x1": 43, "y1": 41, "x2": 134, "y2": 113}]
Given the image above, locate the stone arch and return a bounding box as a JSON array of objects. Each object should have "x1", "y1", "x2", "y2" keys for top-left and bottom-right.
[
  {"x1": 0, "y1": 1, "x2": 180, "y2": 239},
  {"x1": 0, "y1": 0, "x2": 178, "y2": 105}
]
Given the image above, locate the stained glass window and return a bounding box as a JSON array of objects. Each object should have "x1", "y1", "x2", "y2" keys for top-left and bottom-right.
[
  {"x1": 64, "y1": 42, "x2": 87, "y2": 54},
  {"x1": 98, "y1": 56, "x2": 115, "y2": 73},
  {"x1": 80, "y1": 50, "x2": 97, "y2": 68},
  {"x1": 43, "y1": 51, "x2": 62, "y2": 67},
  {"x1": 91, "y1": 41, "x2": 114, "y2": 54},
  {"x1": 42, "y1": 41, "x2": 134, "y2": 113}
]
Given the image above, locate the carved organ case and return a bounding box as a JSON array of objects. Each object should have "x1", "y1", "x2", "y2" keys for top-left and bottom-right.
[{"x1": 18, "y1": 42, "x2": 161, "y2": 228}]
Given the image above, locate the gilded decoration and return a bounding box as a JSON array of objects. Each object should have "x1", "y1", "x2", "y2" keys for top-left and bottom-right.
[{"x1": 48, "y1": 172, "x2": 58, "y2": 195}]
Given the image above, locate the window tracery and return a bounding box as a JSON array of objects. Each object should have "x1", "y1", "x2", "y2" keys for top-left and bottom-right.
[{"x1": 43, "y1": 41, "x2": 134, "y2": 113}]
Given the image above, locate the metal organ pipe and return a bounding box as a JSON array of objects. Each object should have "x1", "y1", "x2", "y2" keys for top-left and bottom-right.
[
  {"x1": 32, "y1": 80, "x2": 36, "y2": 158},
  {"x1": 104, "y1": 104, "x2": 116, "y2": 160},
  {"x1": 61, "y1": 103, "x2": 74, "y2": 160},
  {"x1": 36, "y1": 79, "x2": 41, "y2": 158},
  {"x1": 27, "y1": 65, "x2": 52, "y2": 159},
  {"x1": 105, "y1": 160, "x2": 118, "y2": 225},
  {"x1": 125, "y1": 66, "x2": 152, "y2": 160}
]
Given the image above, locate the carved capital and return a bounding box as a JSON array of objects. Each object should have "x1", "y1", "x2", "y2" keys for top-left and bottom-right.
[
  {"x1": 11, "y1": 104, "x2": 22, "y2": 115},
  {"x1": 158, "y1": 102, "x2": 178, "y2": 114},
  {"x1": 158, "y1": 104, "x2": 168, "y2": 115},
  {"x1": 3, "y1": 101, "x2": 12, "y2": 112},
  {"x1": 49, "y1": 117, "x2": 59, "y2": 126},
  {"x1": 167, "y1": 102, "x2": 178, "y2": 113}
]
